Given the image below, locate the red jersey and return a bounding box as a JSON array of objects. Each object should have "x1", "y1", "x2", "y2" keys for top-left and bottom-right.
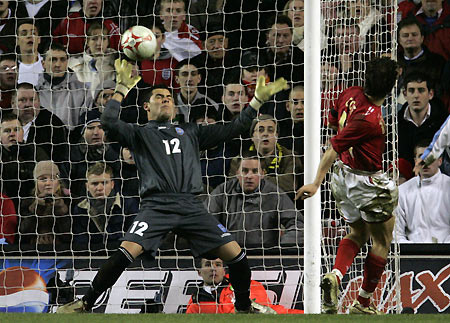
[
  {"x1": 53, "y1": 12, "x2": 120, "y2": 54},
  {"x1": 140, "y1": 53, "x2": 178, "y2": 89},
  {"x1": 329, "y1": 86, "x2": 385, "y2": 172},
  {"x1": 0, "y1": 193, "x2": 17, "y2": 244}
]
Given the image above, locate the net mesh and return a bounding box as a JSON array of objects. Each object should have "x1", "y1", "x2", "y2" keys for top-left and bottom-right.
[
  {"x1": 320, "y1": 0, "x2": 400, "y2": 314},
  {"x1": 0, "y1": 0, "x2": 400, "y2": 314}
]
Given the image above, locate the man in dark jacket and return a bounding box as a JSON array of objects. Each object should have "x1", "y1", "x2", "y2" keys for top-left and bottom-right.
[
  {"x1": 69, "y1": 109, "x2": 120, "y2": 199},
  {"x1": 0, "y1": 1, "x2": 17, "y2": 54},
  {"x1": 72, "y1": 162, "x2": 137, "y2": 247},
  {"x1": 262, "y1": 14, "x2": 304, "y2": 85},
  {"x1": 13, "y1": 82, "x2": 69, "y2": 166},
  {"x1": 229, "y1": 115, "x2": 303, "y2": 196},
  {"x1": 57, "y1": 58, "x2": 287, "y2": 314},
  {"x1": 397, "y1": 17, "x2": 448, "y2": 99},
  {"x1": 0, "y1": 54, "x2": 18, "y2": 110},
  {"x1": 192, "y1": 22, "x2": 239, "y2": 104},
  {"x1": 208, "y1": 154, "x2": 303, "y2": 248},
  {"x1": 0, "y1": 113, "x2": 48, "y2": 209},
  {"x1": 398, "y1": 71, "x2": 449, "y2": 165}
]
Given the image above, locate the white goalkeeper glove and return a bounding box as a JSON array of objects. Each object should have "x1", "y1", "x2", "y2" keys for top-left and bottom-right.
[
  {"x1": 114, "y1": 58, "x2": 141, "y2": 97},
  {"x1": 250, "y1": 75, "x2": 289, "y2": 110}
]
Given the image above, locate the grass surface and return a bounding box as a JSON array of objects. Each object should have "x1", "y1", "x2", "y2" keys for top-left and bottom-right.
[{"x1": 0, "y1": 314, "x2": 449, "y2": 322}]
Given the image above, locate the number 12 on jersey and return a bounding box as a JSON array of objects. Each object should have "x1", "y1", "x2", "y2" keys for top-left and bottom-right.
[
  {"x1": 129, "y1": 221, "x2": 148, "y2": 236},
  {"x1": 162, "y1": 138, "x2": 181, "y2": 155}
]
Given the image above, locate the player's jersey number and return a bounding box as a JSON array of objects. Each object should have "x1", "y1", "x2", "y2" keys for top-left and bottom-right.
[
  {"x1": 339, "y1": 97, "x2": 357, "y2": 131},
  {"x1": 162, "y1": 138, "x2": 181, "y2": 155},
  {"x1": 129, "y1": 221, "x2": 148, "y2": 236}
]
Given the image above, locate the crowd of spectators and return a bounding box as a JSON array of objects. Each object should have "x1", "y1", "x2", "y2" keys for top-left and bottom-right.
[{"x1": 0, "y1": 0, "x2": 449, "y2": 252}]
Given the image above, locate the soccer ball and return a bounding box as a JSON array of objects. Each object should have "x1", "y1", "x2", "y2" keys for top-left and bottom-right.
[{"x1": 121, "y1": 26, "x2": 157, "y2": 61}]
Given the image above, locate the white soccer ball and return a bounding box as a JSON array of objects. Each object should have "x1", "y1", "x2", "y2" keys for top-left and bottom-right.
[{"x1": 120, "y1": 26, "x2": 157, "y2": 61}]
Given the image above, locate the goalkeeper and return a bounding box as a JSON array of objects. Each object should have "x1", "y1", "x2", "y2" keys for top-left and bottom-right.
[
  {"x1": 296, "y1": 57, "x2": 398, "y2": 315},
  {"x1": 57, "y1": 59, "x2": 288, "y2": 314}
]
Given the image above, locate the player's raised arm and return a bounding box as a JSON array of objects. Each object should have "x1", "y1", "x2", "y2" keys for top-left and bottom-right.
[
  {"x1": 198, "y1": 76, "x2": 288, "y2": 150},
  {"x1": 249, "y1": 75, "x2": 289, "y2": 111},
  {"x1": 110, "y1": 58, "x2": 141, "y2": 103},
  {"x1": 101, "y1": 59, "x2": 141, "y2": 147},
  {"x1": 295, "y1": 146, "x2": 338, "y2": 200},
  {"x1": 414, "y1": 115, "x2": 450, "y2": 176}
]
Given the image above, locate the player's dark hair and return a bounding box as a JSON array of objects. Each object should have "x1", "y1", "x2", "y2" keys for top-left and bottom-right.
[
  {"x1": 363, "y1": 57, "x2": 398, "y2": 100},
  {"x1": 139, "y1": 84, "x2": 174, "y2": 106},
  {"x1": 16, "y1": 19, "x2": 40, "y2": 35},
  {"x1": 249, "y1": 114, "x2": 280, "y2": 137},
  {"x1": 403, "y1": 71, "x2": 433, "y2": 91},
  {"x1": 43, "y1": 42, "x2": 67, "y2": 59},
  {"x1": 398, "y1": 16, "x2": 424, "y2": 37}
]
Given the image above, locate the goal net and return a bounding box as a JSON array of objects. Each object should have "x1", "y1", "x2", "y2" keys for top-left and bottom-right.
[
  {"x1": 320, "y1": 0, "x2": 400, "y2": 314},
  {"x1": 0, "y1": 0, "x2": 399, "y2": 314}
]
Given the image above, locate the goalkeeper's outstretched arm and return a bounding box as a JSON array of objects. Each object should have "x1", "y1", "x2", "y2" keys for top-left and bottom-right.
[{"x1": 101, "y1": 59, "x2": 141, "y2": 148}]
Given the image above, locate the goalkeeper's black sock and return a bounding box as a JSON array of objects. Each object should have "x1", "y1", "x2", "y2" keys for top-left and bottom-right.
[
  {"x1": 226, "y1": 250, "x2": 251, "y2": 311},
  {"x1": 82, "y1": 247, "x2": 134, "y2": 310}
]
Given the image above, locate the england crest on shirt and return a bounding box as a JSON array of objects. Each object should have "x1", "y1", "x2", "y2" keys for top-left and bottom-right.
[{"x1": 162, "y1": 68, "x2": 171, "y2": 80}]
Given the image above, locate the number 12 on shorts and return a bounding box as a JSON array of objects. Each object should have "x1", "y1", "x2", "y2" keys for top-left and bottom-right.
[{"x1": 129, "y1": 221, "x2": 148, "y2": 236}]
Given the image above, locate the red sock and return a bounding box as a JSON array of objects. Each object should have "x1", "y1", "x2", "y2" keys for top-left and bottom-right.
[
  {"x1": 332, "y1": 238, "x2": 360, "y2": 284},
  {"x1": 357, "y1": 252, "x2": 387, "y2": 307}
]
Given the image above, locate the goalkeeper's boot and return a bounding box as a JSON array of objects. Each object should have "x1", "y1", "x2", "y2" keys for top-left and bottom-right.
[
  {"x1": 236, "y1": 299, "x2": 277, "y2": 314},
  {"x1": 321, "y1": 272, "x2": 339, "y2": 314},
  {"x1": 56, "y1": 298, "x2": 88, "y2": 313},
  {"x1": 348, "y1": 300, "x2": 383, "y2": 315}
]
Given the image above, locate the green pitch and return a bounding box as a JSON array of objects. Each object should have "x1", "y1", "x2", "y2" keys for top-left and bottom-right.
[{"x1": 1, "y1": 314, "x2": 449, "y2": 323}]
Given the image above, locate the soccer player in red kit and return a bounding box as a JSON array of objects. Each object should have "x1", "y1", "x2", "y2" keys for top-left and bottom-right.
[{"x1": 296, "y1": 57, "x2": 398, "y2": 315}]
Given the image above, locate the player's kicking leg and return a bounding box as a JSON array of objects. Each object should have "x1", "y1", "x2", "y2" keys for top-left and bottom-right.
[
  {"x1": 348, "y1": 216, "x2": 394, "y2": 315},
  {"x1": 322, "y1": 220, "x2": 369, "y2": 314},
  {"x1": 57, "y1": 241, "x2": 143, "y2": 313},
  {"x1": 214, "y1": 241, "x2": 277, "y2": 314}
]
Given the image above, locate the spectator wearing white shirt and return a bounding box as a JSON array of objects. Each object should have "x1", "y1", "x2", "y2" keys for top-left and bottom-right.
[
  {"x1": 69, "y1": 22, "x2": 117, "y2": 98},
  {"x1": 158, "y1": 0, "x2": 203, "y2": 61},
  {"x1": 16, "y1": 19, "x2": 44, "y2": 86},
  {"x1": 36, "y1": 43, "x2": 92, "y2": 129},
  {"x1": 396, "y1": 140, "x2": 450, "y2": 243}
]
